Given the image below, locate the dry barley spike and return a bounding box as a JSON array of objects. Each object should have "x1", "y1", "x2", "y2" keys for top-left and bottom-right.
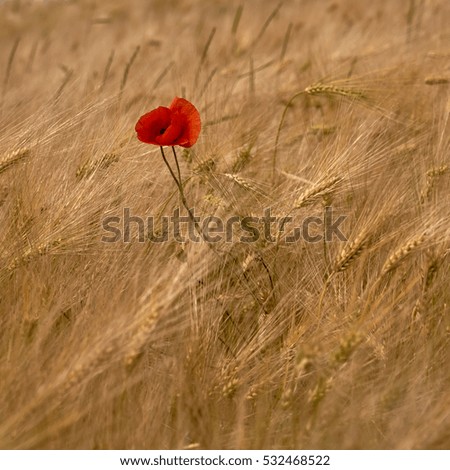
[
  {"x1": 76, "y1": 153, "x2": 119, "y2": 179},
  {"x1": 0, "y1": 148, "x2": 30, "y2": 175},
  {"x1": 412, "y1": 255, "x2": 440, "y2": 319},
  {"x1": 6, "y1": 238, "x2": 62, "y2": 273},
  {"x1": 420, "y1": 165, "x2": 448, "y2": 203},
  {"x1": 193, "y1": 158, "x2": 216, "y2": 175},
  {"x1": 223, "y1": 173, "x2": 260, "y2": 193},
  {"x1": 231, "y1": 145, "x2": 253, "y2": 173},
  {"x1": 381, "y1": 232, "x2": 427, "y2": 276},
  {"x1": 333, "y1": 231, "x2": 369, "y2": 273},
  {"x1": 423, "y1": 257, "x2": 439, "y2": 292},
  {"x1": 61, "y1": 341, "x2": 120, "y2": 396},
  {"x1": 294, "y1": 176, "x2": 342, "y2": 209},
  {"x1": 333, "y1": 332, "x2": 363, "y2": 365},
  {"x1": 124, "y1": 307, "x2": 159, "y2": 369},
  {"x1": 305, "y1": 83, "x2": 367, "y2": 100},
  {"x1": 424, "y1": 77, "x2": 449, "y2": 85},
  {"x1": 427, "y1": 166, "x2": 449, "y2": 178},
  {"x1": 309, "y1": 124, "x2": 337, "y2": 135}
]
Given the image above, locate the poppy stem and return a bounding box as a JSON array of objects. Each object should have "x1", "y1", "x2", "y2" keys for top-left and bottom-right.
[
  {"x1": 159, "y1": 146, "x2": 206, "y2": 242},
  {"x1": 159, "y1": 146, "x2": 181, "y2": 189},
  {"x1": 171, "y1": 147, "x2": 183, "y2": 189}
]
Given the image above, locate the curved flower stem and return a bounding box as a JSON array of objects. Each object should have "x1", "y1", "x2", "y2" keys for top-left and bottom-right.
[
  {"x1": 159, "y1": 146, "x2": 205, "y2": 241},
  {"x1": 159, "y1": 146, "x2": 181, "y2": 189},
  {"x1": 171, "y1": 147, "x2": 183, "y2": 188}
]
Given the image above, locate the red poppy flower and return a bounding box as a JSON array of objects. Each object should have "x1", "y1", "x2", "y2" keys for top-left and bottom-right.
[{"x1": 135, "y1": 97, "x2": 201, "y2": 148}]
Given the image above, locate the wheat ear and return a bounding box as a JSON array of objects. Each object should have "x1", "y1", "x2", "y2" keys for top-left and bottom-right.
[
  {"x1": 0, "y1": 148, "x2": 30, "y2": 175},
  {"x1": 124, "y1": 306, "x2": 159, "y2": 369},
  {"x1": 305, "y1": 83, "x2": 367, "y2": 100},
  {"x1": 223, "y1": 173, "x2": 260, "y2": 193},
  {"x1": 61, "y1": 341, "x2": 120, "y2": 396},
  {"x1": 412, "y1": 255, "x2": 440, "y2": 319},
  {"x1": 424, "y1": 77, "x2": 449, "y2": 85},
  {"x1": 6, "y1": 239, "x2": 62, "y2": 273},
  {"x1": 294, "y1": 176, "x2": 342, "y2": 209},
  {"x1": 381, "y1": 232, "x2": 427, "y2": 276},
  {"x1": 333, "y1": 231, "x2": 369, "y2": 273},
  {"x1": 76, "y1": 153, "x2": 119, "y2": 179},
  {"x1": 420, "y1": 165, "x2": 448, "y2": 203}
]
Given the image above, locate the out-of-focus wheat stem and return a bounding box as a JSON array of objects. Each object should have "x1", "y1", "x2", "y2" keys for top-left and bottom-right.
[
  {"x1": 250, "y1": 1, "x2": 283, "y2": 49},
  {"x1": 3, "y1": 37, "x2": 20, "y2": 97},
  {"x1": 101, "y1": 49, "x2": 115, "y2": 89},
  {"x1": 195, "y1": 27, "x2": 216, "y2": 84},
  {"x1": 120, "y1": 45, "x2": 140, "y2": 92}
]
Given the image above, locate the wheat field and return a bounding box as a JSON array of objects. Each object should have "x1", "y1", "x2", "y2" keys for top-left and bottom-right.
[{"x1": 0, "y1": 0, "x2": 449, "y2": 450}]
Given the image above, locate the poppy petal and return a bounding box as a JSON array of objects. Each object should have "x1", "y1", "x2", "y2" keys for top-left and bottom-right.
[
  {"x1": 135, "y1": 106, "x2": 172, "y2": 145},
  {"x1": 154, "y1": 113, "x2": 183, "y2": 146},
  {"x1": 169, "y1": 97, "x2": 201, "y2": 147}
]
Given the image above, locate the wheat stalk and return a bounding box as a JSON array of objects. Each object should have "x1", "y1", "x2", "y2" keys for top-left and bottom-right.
[
  {"x1": 250, "y1": 1, "x2": 283, "y2": 49},
  {"x1": 195, "y1": 27, "x2": 216, "y2": 83},
  {"x1": 3, "y1": 37, "x2": 20, "y2": 95},
  {"x1": 101, "y1": 49, "x2": 115, "y2": 89},
  {"x1": 120, "y1": 45, "x2": 140, "y2": 92},
  {"x1": 272, "y1": 90, "x2": 305, "y2": 183}
]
